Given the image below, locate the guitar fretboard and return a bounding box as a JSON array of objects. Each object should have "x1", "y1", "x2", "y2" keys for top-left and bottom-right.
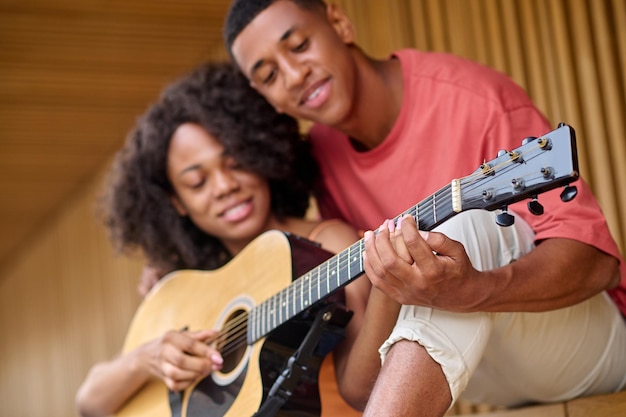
[{"x1": 247, "y1": 182, "x2": 459, "y2": 343}]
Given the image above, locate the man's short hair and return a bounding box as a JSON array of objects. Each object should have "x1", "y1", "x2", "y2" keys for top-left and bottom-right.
[{"x1": 223, "y1": 0, "x2": 326, "y2": 56}]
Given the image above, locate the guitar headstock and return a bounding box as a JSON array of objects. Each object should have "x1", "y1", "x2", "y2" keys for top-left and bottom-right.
[{"x1": 458, "y1": 123, "x2": 579, "y2": 217}]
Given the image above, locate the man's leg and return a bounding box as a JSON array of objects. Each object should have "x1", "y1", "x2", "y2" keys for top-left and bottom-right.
[
  {"x1": 363, "y1": 340, "x2": 451, "y2": 417},
  {"x1": 362, "y1": 210, "x2": 532, "y2": 416}
]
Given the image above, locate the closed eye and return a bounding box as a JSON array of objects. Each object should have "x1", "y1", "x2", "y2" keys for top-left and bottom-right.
[
  {"x1": 190, "y1": 179, "x2": 205, "y2": 190},
  {"x1": 262, "y1": 68, "x2": 277, "y2": 84},
  {"x1": 292, "y1": 38, "x2": 309, "y2": 52}
]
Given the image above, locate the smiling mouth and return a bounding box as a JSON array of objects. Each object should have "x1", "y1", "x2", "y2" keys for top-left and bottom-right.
[
  {"x1": 301, "y1": 79, "x2": 329, "y2": 107},
  {"x1": 306, "y1": 86, "x2": 323, "y2": 101},
  {"x1": 220, "y1": 200, "x2": 253, "y2": 222}
]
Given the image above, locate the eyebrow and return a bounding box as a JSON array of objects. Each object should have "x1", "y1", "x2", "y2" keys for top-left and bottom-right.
[{"x1": 249, "y1": 27, "x2": 296, "y2": 76}]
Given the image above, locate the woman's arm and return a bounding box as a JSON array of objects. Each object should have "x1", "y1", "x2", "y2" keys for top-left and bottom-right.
[
  {"x1": 314, "y1": 220, "x2": 401, "y2": 410},
  {"x1": 75, "y1": 329, "x2": 221, "y2": 417}
]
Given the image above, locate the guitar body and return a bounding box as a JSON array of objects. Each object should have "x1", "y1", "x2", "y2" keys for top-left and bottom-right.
[{"x1": 116, "y1": 230, "x2": 344, "y2": 417}]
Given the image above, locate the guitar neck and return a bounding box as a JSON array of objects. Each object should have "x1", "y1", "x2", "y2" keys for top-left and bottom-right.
[
  {"x1": 247, "y1": 183, "x2": 457, "y2": 343},
  {"x1": 247, "y1": 123, "x2": 580, "y2": 343}
]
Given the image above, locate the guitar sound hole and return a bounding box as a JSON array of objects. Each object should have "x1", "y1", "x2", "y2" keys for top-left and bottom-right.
[{"x1": 218, "y1": 309, "x2": 247, "y2": 374}]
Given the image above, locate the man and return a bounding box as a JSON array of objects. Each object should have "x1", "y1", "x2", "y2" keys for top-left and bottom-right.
[{"x1": 224, "y1": 1, "x2": 626, "y2": 415}]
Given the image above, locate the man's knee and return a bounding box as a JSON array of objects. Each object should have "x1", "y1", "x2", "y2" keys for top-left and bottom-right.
[{"x1": 375, "y1": 339, "x2": 452, "y2": 413}]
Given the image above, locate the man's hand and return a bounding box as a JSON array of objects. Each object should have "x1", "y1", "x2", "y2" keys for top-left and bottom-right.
[{"x1": 363, "y1": 215, "x2": 483, "y2": 311}]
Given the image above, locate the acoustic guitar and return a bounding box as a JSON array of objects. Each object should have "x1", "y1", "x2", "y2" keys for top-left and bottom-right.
[{"x1": 116, "y1": 123, "x2": 580, "y2": 417}]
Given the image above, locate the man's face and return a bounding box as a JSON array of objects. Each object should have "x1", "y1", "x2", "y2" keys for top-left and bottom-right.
[{"x1": 231, "y1": 0, "x2": 357, "y2": 128}]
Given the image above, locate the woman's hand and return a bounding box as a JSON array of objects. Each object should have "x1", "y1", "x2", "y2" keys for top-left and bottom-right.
[{"x1": 141, "y1": 328, "x2": 223, "y2": 392}]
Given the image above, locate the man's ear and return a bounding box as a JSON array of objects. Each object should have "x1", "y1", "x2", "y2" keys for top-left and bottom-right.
[
  {"x1": 325, "y1": 4, "x2": 356, "y2": 44},
  {"x1": 169, "y1": 194, "x2": 188, "y2": 216}
]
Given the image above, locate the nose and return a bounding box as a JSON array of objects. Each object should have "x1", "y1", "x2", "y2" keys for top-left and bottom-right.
[
  {"x1": 281, "y1": 56, "x2": 310, "y2": 90},
  {"x1": 211, "y1": 168, "x2": 239, "y2": 198}
]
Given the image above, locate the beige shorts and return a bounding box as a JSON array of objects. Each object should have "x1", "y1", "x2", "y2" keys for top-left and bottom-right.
[{"x1": 379, "y1": 210, "x2": 626, "y2": 407}]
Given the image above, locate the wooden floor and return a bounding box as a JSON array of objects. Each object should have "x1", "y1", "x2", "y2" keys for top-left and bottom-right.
[{"x1": 455, "y1": 391, "x2": 626, "y2": 417}]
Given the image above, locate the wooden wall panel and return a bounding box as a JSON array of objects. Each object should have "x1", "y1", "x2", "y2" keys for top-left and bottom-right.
[
  {"x1": 0, "y1": 0, "x2": 231, "y2": 267},
  {"x1": 0, "y1": 1, "x2": 623, "y2": 417},
  {"x1": 0, "y1": 173, "x2": 144, "y2": 417}
]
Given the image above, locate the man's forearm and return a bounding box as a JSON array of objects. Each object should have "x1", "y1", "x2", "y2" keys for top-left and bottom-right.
[{"x1": 476, "y1": 238, "x2": 620, "y2": 312}]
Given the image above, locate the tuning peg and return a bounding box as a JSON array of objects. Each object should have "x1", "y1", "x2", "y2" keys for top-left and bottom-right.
[
  {"x1": 560, "y1": 184, "x2": 578, "y2": 202},
  {"x1": 527, "y1": 196, "x2": 544, "y2": 215},
  {"x1": 522, "y1": 136, "x2": 537, "y2": 145},
  {"x1": 496, "y1": 206, "x2": 515, "y2": 227}
]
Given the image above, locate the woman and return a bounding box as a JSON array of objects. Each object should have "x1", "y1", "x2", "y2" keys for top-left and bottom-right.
[{"x1": 75, "y1": 61, "x2": 399, "y2": 417}]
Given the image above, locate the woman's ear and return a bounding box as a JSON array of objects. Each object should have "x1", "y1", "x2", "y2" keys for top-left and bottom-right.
[
  {"x1": 325, "y1": 4, "x2": 356, "y2": 44},
  {"x1": 169, "y1": 194, "x2": 188, "y2": 216}
]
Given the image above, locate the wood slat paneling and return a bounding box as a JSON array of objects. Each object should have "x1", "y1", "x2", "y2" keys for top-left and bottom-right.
[
  {"x1": 0, "y1": 2, "x2": 624, "y2": 417},
  {"x1": 0, "y1": 1, "x2": 230, "y2": 268}
]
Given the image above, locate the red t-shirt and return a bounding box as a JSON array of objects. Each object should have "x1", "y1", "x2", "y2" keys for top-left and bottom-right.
[{"x1": 310, "y1": 49, "x2": 626, "y2": 314}]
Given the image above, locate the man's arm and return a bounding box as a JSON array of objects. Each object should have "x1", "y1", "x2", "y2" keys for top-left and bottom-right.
[{"x1": 364, "y1": 215, "x2": 620, "y2": 313}]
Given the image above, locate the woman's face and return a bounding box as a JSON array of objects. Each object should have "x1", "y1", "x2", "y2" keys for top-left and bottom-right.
[{"x1": 166, "y1": 122, "x2": 276, "y2": 255}]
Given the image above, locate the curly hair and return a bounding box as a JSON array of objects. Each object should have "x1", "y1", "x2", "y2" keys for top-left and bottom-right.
[
  {"x1": 223, "y1": 0, "x2": 326, "y2": 60},
  {"x1": 102, "y1": 61, "x2": 318, "y2": 272}
]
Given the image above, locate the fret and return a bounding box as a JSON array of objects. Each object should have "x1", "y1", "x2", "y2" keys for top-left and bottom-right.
[
  {"x1": 306, "y1": 273, "x2": 312, "y2": 307},
  {"x1": 336, "y1": 250, "x2": 345, "y2": 288},
  {"x1": 269, "y1": 293, "x2": 276, "y2": 330},
  {"x1": 258, "y1": 300, "x2": 265, "y2": 337},
  {"x1": 287, "y1": 283, "x2": 294, "y2": 320},
  {"x1": 415, "y1": 203, "x2": 419, "y2": 226},
  {"x1": 256, "y1": 303, "x2": 264, "y2": 337},
  {"x1": 249, "y1": 308, "x2": 256, "y2": 343},
  {"x1": 344, "y1": 245, "x2": 351, "y2": 285},
  {"x1": 265, "y1": 298, "x2": 271, "y2": 335},
  {"x1": 278, "y1": 288, "x2": 285, "y2": 325},
  {"x1": 326, "y1": 255, "x2": 338, "y2": 298},
  {"x1": 348, "y1": 243, "x2": 361, "y2": 285},
  {"x1": 358, "y1": 240, "x2": 364, "y2": 272},
  {"x1": 254, "y1": 302, "x2": 260, "y2": 339},
  {"x1": 299, "y1": 274, "x2": 307, "y2": 310},
  {"x1": 263, "y1": 298, "x2": 270, "y2": 336},
  {"x1": 415, "y1": 202, "x2": 425, "y2": 229},
  {"x1": 293, "y1": 275, "x2": 301, "y2": 313},
  {"x1": 316, "y1": 263, "x2": 324, "y2": 300},
  {"x1": 266, "y1": 295, "x2": 273, "y2": 331},
  {"x1": 307, "y1": 268, "x2": 319, "y2": 304}
]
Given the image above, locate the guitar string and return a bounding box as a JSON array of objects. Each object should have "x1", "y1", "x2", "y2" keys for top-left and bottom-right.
[
  {"x1": 212, "y1": 143, "x2": 547, "y2": 354},
  {"x1": 213, "y1": 143, "x2": 549, "y2": 355}
]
